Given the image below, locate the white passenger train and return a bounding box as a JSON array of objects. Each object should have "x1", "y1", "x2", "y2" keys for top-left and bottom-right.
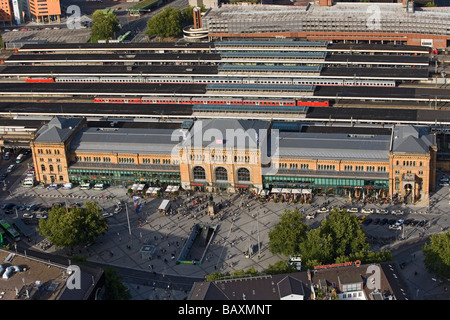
[{"x1": 47, "y1": 76, "x2": 396, "y2": 87}]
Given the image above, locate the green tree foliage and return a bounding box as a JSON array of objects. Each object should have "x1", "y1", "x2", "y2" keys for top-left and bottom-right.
[
  {"x1": 0, "y1": 33, "x2": 4, "y2": 49},
  {"x1": 265, "y1": 260, "x2": 297, "y2": 275},
  {"x1": 89, "y1": 10, "x2": 120, "y2": 43},
  {"x1": 38, "y1": 201, "x2": 108, "y2": 251},
  {"x1": 268, "y1": 208, "x2": 308, "y2": 256},
  {"x1": 423, "y1": 231, "x2": 450, "y2": 280},
  {"x1": 146, "y1": 7, "x2": 183, "y2": 38},
  {"x1": 299, "y1": 209, "x2": 391, "y2": 269},
  {"x1": 103, "y1": 267, "x2": 132, "y2": 300}
]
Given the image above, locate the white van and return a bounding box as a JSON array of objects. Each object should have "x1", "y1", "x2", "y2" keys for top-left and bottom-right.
[
  {"x1": 80, "y1": 183, "x2": 91, "y2": 190},
  {"x1": 23, "y1": 178, "x2": 34, "y2": 188},
  {"x1": 93, "y1": 183, "x2": 104, "y2": 190},
  {"x1": 62, "y1": 183, "x2": 73, "y2": 189}
]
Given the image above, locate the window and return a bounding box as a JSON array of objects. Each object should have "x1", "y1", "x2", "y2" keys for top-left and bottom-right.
[
  {"x1": 41, "y1": 164, "x2": 46, "y2": 172},
  {"x1": 49, "y1": 165, "x2": 54, "y2": 172},
  {"x1": 215, "y1": 167, "x2": 228, "y2": 181},
  {"x1": 237, "y1": 168, "x2": 250, "y2": 181},
  {"x1": 193, "y1": 166, "x2": 206, "y2": 180}
]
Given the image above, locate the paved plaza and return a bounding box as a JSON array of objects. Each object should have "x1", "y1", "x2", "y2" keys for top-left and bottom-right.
[{"x1": 2, "y1": 164, "x2": 450, "y2": 299}]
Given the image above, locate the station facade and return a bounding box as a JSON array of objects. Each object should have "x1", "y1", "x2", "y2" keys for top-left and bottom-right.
[{"x1": 30, "y1": 117, "x2": 437, "y2": 204}]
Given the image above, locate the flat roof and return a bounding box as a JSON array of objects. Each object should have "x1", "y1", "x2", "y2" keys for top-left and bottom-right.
[
  {"x1": 0, "y1": 83, "x2": 207, "y2": 95},
  {"x1": 5, "y1": 53, "x2": 222, "y2": 63},
  {"x1": 321, "y1": 67, "x2": 429, "y2": 79},
  {"x1": 70, "y1": 127, "x2": 182, "y2": 155},
  {"x1": 0, "y1": 65, "x2": 219, "y2": 76},
  {"x1": 0, "y1": 102, "x2": 193, "y2": 116},
  {"x1": 18, "y1": 42, "x2": 216, "y2": 51},
  {"x1": 325, "y1": 54, "x2": 429, "y2": 65},
  {"x1": 278, "y1": 131, "x2": 391, "y2": 160}
]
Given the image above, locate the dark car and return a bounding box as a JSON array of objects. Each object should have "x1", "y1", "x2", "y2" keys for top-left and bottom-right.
[
  {"x1": 418, "y1": 220, "x2": 428, "y2": 227},
  {"x1": 1, "y1": 203, "x2": 16, "y2": 210},
  {"x1": 404, "y1": 219, "x2": 413, "y2": 226},
  {"x1": 410, "y1": 220, "x2": 419, "y2": 226},
  {"x1": 387, "y1": 219, "x2": 396, "y2": 225},
  {"x1": 363, "y1": 218, "x2": 372, "y2": 225},
  {"x1": 380, "y1": 218, "x2": 388, "y2": 225},
  {"x1": 373, "y1": 218, "x2": 380, "y2": 225}
]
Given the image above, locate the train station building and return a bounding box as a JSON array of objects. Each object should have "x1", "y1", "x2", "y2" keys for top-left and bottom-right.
[{"x1": 29, "y1": 117, "x2": 437, "y2": 204}]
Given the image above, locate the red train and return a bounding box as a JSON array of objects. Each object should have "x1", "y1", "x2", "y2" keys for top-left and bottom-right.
[
  {"x1": 93, "y1": 96, "x2": 330, "y2": 107},
  {"x1": 25, "y1": 77, "x2": 55, "y2": 83}
]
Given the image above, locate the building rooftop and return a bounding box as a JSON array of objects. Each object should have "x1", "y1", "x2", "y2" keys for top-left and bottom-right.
[
  {"x1": 34, "y1": 117, "x2": 82, "y2": 143},
  {"x1": 70, "y1": 127, "x2": 182, "y2": 155},
  {"x1": 0, "y1": 249, "x2": 103, "y2": 300},
  {"x1": 277, "y1": 131, "x2": 391, "y2": 161}
]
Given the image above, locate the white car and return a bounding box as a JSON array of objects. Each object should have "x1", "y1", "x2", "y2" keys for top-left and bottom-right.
[
  {"x1": 36, "y1": 213, "x2": 48, "y2": 219},
  {"x1": 22, "y1": 213, "x2": 34, "y2": 219},
  {"x1": 306, "y1": 213, "x2": 316, "y2": 220},
  {"x1": 102, "y1": 212, "x2": 114, "y2": 218},
  {"x1": 361, "y1": 208, "x2": 374, "y2": 214},
  {"x1": 392, "y1": 210, "x2": 404, "y2": 215},
  {"x1": 114, "y1": 206, "x2": 123, "y2": 214},
  {"x1": 348, "y1": 208, "x2": 359, "y2": 213},
  {"x1": 317, "y1": 207, "x2": 329, "y2": 214},
  {"x1": 389, "y1": 224, "x2": 402, "y2": 230},
  {"x1": 376, "y1": 209, "x2": 389, "y2": 215}
]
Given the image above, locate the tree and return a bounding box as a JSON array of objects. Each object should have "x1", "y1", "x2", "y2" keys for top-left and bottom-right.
[
  {"x1": 299, "y1": 209, "x2": 391, "y2": 270},
  {"x1": 102, "y1": 267, "x2": 132, "y2": 300},
  {"x1": 0, "y1": 33, "x2": 4, "y2": 49},
  {"x1": 268, "y1": 208, "x2": 308, "y2": 256},
  {"x1": 423, "y1": 231, "x2": 450, "y2": 280},
  {"x1": 38, "y1": 201, "x2": 108, "y2": 253},
  {"x1": 146, "y1": 7, "x2": 183, "y2": 39},
  {"x1": 89, "y1": 10, "x2": 120, "y2": 43},
  {"x1": 265, "y1": 260, "x2": 297, "y2": 275}
]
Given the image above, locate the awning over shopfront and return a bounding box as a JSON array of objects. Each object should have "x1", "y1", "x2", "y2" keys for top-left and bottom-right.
[{"x1": 271, "y1": 188, "x2": 281, "y2": 193}]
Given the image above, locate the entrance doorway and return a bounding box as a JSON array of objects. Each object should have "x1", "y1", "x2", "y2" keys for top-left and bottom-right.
[{"x1": 404, "y1": 183, "x2": 413, "y2": 204}]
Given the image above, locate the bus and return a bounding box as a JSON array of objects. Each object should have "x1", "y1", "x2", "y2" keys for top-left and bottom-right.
[{"x1": 0, "y1": 220, "x2": 21, "y2": 242}]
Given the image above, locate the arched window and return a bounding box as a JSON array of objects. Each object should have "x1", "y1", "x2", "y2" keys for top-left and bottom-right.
[
  {"x1": 215, "y1": 167, "x2": 228, "y2": 181},
  {"x1": 41, "y1": 164, "x2": 46, "y2": 172},
  {"x1": 237, "y1": 168, "x2": 250, "y2": 181},
  {"x1": 193, "y1": 166, "x2": 206, "y2": 180}
]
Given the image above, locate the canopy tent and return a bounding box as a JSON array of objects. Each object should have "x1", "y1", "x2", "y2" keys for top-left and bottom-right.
[
  {"x1": 291, "y1": 189, "x2": 301, "y2": 194},
  {"x1": 271, "y1": 188, "x2": 281, "y2": 193},
  {"x1": 281, "y1": 188, "x2": 292, "y2": 194},
  {"x1": 302, "y1": 189, "x2": 312, "y2": 194},
  {"x1": 259, "y1": 189, "x2": 269, "y2": 196},
  {"x1": 137, "y1": 184, "x2": 146, "y2": 192},
  {"x1": 131, "y1": 183, "x2": 138, "y2": 191}
]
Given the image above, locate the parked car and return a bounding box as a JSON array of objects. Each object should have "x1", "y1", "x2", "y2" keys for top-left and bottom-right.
[
  {"x1": 26, "y1": 203, "x2": 38, "y2": 211},
  {"x1": 392, "y1": 210, "x2": 404, "y2": 216},
  {"x1": 358, "y1": 216, "x2": 367, "y2": 224},
  {"x1": 317, "y1": 207, "x2": 329, "y2": 214},
  {"x1": 375, "y1": 209, "x2": 389, "y2": 215},
  {"x1": 348, "y1": 208, "x2": 359, "y2": 213},
  {"x1": 102, "y1": 212, "x2": 114, "y2": 218},
  {"x1": 1, "y1": 203, "x2": 16, "y2": 210},
  {"x1": 22, "y1": 213, "x2": 34, "y2": 219},
  {"x1": 373, "y1": 218, "x2": 380, "y2": 225},
  {"x1": 363, "y1": 218, "x2": 373, "y2": 225},
  {"x1": 379, "y1": 218, "x2": 388, "y2": 225},
  {"x1": 36, "y1": 213, "x2": 48, "y2": 219},
  {"x1": 6, "y1": 164, "x2": 15, "y2": 173},
  {"x1": 47, "y1": 184, "x2": 58, "y2": 190},
  {"x1": 387, "y1": 219, "x2": 396, "y2": 225},
  {"x1": 361, "y1": 208, "x2": 374, "y2": 214},
  {"x1": 389, "y1": 224, "x2": 402, "y2": 230},
  {"x1": 306, "y1": 212, "x2": 316, "y2": 220},
  {"x1": 114, "y1": 205, "x2": 123, "y2": 214},
  {"x1": 403, "y1": 219, "x2": 413, "y2": 226}
]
